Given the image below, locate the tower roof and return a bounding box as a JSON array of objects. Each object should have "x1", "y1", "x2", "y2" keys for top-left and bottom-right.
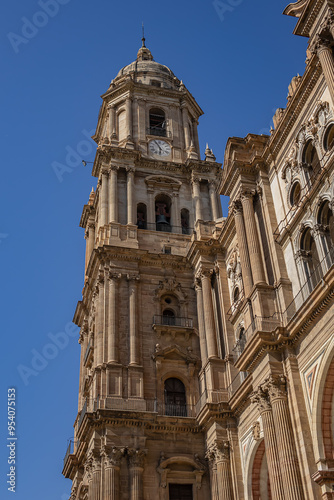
[{"x1": 115, "y1": 42, "x2": 177, "y2": 84}]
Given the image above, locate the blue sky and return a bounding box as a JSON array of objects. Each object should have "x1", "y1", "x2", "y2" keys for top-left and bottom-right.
[{"x1": 0, "y1": 1, "x2": 307, "y2": 498}]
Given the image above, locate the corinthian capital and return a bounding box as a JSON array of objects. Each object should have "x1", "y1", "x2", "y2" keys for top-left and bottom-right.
[
  {"x1": 127, "y1": 448, "x2": 147, "y2": 468},
  {"x1": 251, "y1": 388, "x2": 271, "y2": 413},
  {"x1": 264, "y1": 374, "x2": 287, "y2": 401},
  {"x1": 102, "y1": 446, "x2": 125, "y2": 468},
  {"x1": 311, "y1": 34, "x2": 331, "y2": 56},
  {"x1": 231, "y1": 199, "x2": 243, "y2": 216},
  {"x1": 215, "y1": 440, "x2": 230, "y2": 462}
]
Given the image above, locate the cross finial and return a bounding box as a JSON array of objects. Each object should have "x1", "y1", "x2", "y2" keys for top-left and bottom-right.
[{"x1": 142, "y1": 22, "x2": 146, "y2": 47}]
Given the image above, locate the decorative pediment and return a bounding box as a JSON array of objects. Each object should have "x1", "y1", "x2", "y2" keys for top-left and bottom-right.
[
  {"x1": 154, "y1": 278, "x2": 187, "y2": 302},
  {"x1": 157, "y1": 454, "x2": 206, "y2": 489},
  {"x1": 152, "y1": 344, "x2": 199, "y2": 364},
  {"x1": 145, "y1": 175, "x2": 182, "y2": 191}
]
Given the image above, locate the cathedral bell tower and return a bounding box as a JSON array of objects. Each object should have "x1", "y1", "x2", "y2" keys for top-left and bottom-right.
[{"x1": 63, "y1": 39, "x2": 224, "y2": 500}]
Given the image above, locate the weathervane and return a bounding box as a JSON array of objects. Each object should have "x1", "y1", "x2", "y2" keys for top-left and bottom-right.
[{"x1": 142, "y1": 22, "x2": 146, "y2": 47}]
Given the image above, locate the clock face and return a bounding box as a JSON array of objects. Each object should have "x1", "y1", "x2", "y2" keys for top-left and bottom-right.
[{"x1": 149, "y1": 140, "x2": 171, "y2": 157}]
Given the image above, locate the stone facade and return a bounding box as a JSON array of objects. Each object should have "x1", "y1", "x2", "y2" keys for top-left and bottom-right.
[{"x1": 63, "y1": 3, "x2": 334, "y2": 499}]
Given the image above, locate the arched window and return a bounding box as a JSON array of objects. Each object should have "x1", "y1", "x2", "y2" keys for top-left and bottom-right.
[
  {"x1": 136, "y1": 203, "x2": 147, "y2": 229},
  {"x1": 181, "y1": 208, "x2": 190, "y2": 234},
  {"x1": 302, "y1": 140, "x2": 320, "y2": 184},
  {"x1": 290, "y1": 181, "x2": 301, "y2": 207},
  {"x1": 164, "y1": 378, "x2": 187, "y2": 416},
  {"x1": 149, "y1": 108, "x2": 166, "y2": 137},
  {"x1": 162, "y1": 309, "x2": 175, "y2": 326},
  {"x1": 233, "y1": 287, "x2": 240, "y2": 303},
  {"x1": 301, "y1": 228, "x2": 321, "y2": 290},
  {"x1": 324, "y1": 124, "x2": 334, "y2": 151},
  {"x1": 155, "y1": 194, "x2": 171, "y2": 232},
  {"x1": 317, "y1": 201, "x2": 334, "y2": 265}
]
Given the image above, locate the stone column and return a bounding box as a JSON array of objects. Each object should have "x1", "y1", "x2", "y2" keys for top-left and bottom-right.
[
  {"x1": 266, "y1": 375, "x2": 305, "y2": 500},
  {"x1": 209, "y1": 181, "x2": 220, "y2": 220},
  {"x1": 87, "y1": 222, "x2": 95, "y2": 268},
  {"x1": 102, "y1": 447, "x2": 124, "y2": 500},
  {"x1": 171, "y1": 191, "x2": 181, "y2": 233},
  {"x1": 127, "y1": 167, "x2": 135, "y2": 225},
  {"x1": 313, "y1": 35, "x2": 334, "y2": 105},
  {"x1": 192, "y1": 177, "x2": 203, "y2": 221},
  {"x1": 127, "y1": 274, "x2": 140, "y2": 366},
  {"x1": 241, "y1": 191, "x2": 266, "y2": 285},
  {"x1": 91, "y1": 455, "x2": 101, "y2": 500},
  {"x1": 95, "y1": 271, "x2": 104, "y2": 367},
  {"x1": 100, "y1": 168, "x2": 109, "y2": 227},
  {"x1": 147, "y1": 187, "x2": 155, "y2": 229},
  {"x1": 215, "y1": 442, "x2": 234, "y2": 500},
  {"x1": 192, "y1": 118, "x2": 200, "y2": 156},
  {"x1": 127, "y1": 449, "x2": 147, "y2": 500},
  {"x1": 232, "y1": 200, "x2": 253, "y2": 297},
  {"x1": 200, "y1": 269, "x2": 218, "y2": 359},
  {"x1": 109, "y1": 104, "x2": 117, "y2": 141},
  {"x1": 206, "y1": 448, "x2": 219, "y2": 500},
  {"x1": 251, "y1": 389, "x2": 285, "y2": 500},
  {"x1": 126, "y1": 97, "x2": 133, "y2": 140},
  {"x1": 181, "y1": 103, "x2": 191, "y2": 150},
  {"x1": 109, "y1": 165, "x2": 119, "y2": 223},
  {"x1": 108, "y1": 272, "x2": 121, "y2": 363},
  {"x1": 194, "y1": 278, "x2": 208, "y2": 364}
]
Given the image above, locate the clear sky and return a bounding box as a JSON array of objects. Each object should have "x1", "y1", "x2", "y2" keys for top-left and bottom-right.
[{"x1": 1, "y1": 1, "x2": 307, "y2": 498}]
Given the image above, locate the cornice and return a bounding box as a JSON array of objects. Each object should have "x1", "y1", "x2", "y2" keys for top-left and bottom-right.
[
  {"x1": 263, "y1": 57, "x2": 322, "y2": 163},
  {"x1": 292, "y1": 0, "x2": 325, "y2": 37}
]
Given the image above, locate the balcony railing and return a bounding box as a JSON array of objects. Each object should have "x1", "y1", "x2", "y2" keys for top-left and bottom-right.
[
  {"x1": 77, "y1": 399, "x2": 87, "y2": 430},
  {"x1": 153, "y1": 316, "x2": 193, "y2": 328},
  {"x1": 284, "y1": 246, "x2": 334, "y2": 322},
  {"x1": 84, "y1": 340, "x2": 92, "y2": 365},
  {"x1": 63, "y1": 439, "x2": 79, "y2": 467},
  {"x1": 232, "y1": 314, "x2": 282, "y2": 361},
  {"x1": 227, "y1": 372, "x2": 248, "y2": 399},
  {"x1": 137, "y1": 222, "x2": 192, "y2": 235},
  {"x1": 195, "y1": 389, "x2": 228, "y2": 414},
  {"x1": 226, "y1": 290, "x2": 245, "y2": 320},
  {"x1": 78, "y1": 397, "x2": 196, "y2": 417}
]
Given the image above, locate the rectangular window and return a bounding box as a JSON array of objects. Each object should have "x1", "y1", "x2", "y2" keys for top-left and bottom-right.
[{"x1": 169, "y1": 483, "x2": 193, "y2": 500}]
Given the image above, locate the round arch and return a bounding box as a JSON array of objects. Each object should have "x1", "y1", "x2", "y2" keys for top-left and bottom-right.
[{"x1": 311, "y1": 336, "x2": 334, "y2": 464}]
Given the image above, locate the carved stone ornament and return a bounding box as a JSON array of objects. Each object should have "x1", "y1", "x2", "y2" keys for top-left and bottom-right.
[
  {"x1": 264, "y1": 374, "x2": 287, "y2": 401},
  {"x1": 70, "y1": 486, "x2": 78, "y2": 500},
  {"x1": 102, "y1": 446, "x2": 125, "y2": 468},
  {"x1": 127, "y1": 448, "x2": 147, "y2": 468},
  {"x1": 250, "y1": 388, "x2": 271, "y2": 413},
  {"x1": 214, "y1": 440, "x2": 230, "y2": 462},
  {"x1": 252, "y1": 421, "x2": 261, "y2": 441}
]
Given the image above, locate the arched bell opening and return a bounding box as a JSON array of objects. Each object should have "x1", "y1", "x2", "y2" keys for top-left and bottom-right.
[
  {"x1": 181, "y1": 208, "x2": 190, "y2": 234},
  {"x1": 155, "y1": 193, "x2": 171, "y2": 232},
  {"x1": 136, "y1": 203, "x2": 147, "y2": 229},
  {"x1": 149, "y1": 107, "x2": 166, "y2": 137}
]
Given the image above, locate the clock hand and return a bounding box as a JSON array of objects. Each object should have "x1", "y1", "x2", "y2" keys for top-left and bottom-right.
[{"x1": 155, "y1": 140, "x2": 163, "y2": 153}]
